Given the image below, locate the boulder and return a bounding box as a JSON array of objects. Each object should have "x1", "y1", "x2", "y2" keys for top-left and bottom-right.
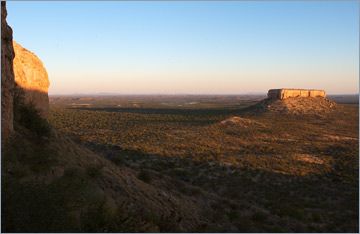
[{"x1": 13, "y1": 41, "x2": 50, "y2": 119}]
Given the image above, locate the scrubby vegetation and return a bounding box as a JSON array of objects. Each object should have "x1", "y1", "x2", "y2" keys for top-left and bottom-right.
[
  {"x1": 13, "y1": 87, "x2": 51, "y2": 138},
  {"x1": 49, "y1": 95, "x2": 358, "y2": 232},
  {"x1": 3, "y1": 91, "x2": 141, "y2": 232},
  {"x1": 3, "y1": 94, "x2": 265, "y2": 232},
  {"x1": 50, "y1": 96, "x2": 358, "y2": 179},
  {"x1": 48, "y1": 95, "x2": 359, "y2": 232},
  {"x1": 3, "y1": 95, "x2": 358, "y2": 232}
]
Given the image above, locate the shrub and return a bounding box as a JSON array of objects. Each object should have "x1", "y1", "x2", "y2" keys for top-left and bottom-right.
[
  {"x1": 227, "y1": 210, "x2": 239, "y2": 221},
  {"x1": 87, "y1": 164, "x2": 103, "y2": 179},
  {"x1": 13, "y1": 88, "x2": 50, "y2": 138},
  {"x1": 110, "y1": 156, "x2": 125, "y2": 166},
  {"x1": 311, "y1": 212, "x2": 321, "y2": 222},
  {"x1": 137, "y1": 170, "x2": 152, "y2": 184},
  {"x1": 2, "y1": 134, "x2": 55, "y2": 175},
  {"x1": 186, "y1": 186, "x2": 201, "y2": 196},
  {"x1": 251, "y1": 211, "x2": 268, "y2": 222},
  {"x1": 278, "y1": 204, "x2": 304, "y2": 220}
]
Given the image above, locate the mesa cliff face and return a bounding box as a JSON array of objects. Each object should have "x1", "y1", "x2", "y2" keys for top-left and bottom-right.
[
  {"x1": 13, "y1": 41, "x2": 50, "y2": 119},
  {"x1": 1, "y1": 2, "x2": 16, "y2": 143},
  {"x1": 268, "y1": 89, "x2": 326, "y2": 100}
]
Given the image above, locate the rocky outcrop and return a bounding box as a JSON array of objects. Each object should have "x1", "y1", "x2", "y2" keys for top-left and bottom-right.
[
  {"x1": 1, "y1": 2, "x2": 50, "y2": 144},
  {"x1": 13, "y1": 41, "x2": 50, "y2": 119},
  {"x1": 1, "y1": 2, "x2": 16, "y2": 143},
  {"x1": 268, "y1": 89, "x2": 326, "y2": 100}
]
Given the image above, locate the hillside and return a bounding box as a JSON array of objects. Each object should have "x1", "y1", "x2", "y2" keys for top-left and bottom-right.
[
  {"x1": 245, "y1": 97, "x2": 339, "y2": 115},
  {"x1": 3, "y1": 100, "x2": 245, "y2": 232}
]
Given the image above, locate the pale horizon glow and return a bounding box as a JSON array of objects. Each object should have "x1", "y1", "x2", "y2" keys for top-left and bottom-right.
[{"x1": 6, "y1": 1, "x2": 359, "y2": 95}]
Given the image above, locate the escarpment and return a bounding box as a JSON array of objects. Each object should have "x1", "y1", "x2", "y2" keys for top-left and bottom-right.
[
  {"x1": 13, "y1": 41, "x2": 50, "y2": 119},
  {"x1": 1, "y1": 2, "x2": 16, "y2": 143},
  {"x1": 268, "y1": 89, "x2": 326, "y2": 100}
]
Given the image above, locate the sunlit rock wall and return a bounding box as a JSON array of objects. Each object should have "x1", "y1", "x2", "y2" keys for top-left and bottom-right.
[
  {"x1": 13, "y1": 41, "x2": 50, "y2": 119},
  {"x1": 268, "y1": 89, "x2": 326, "y2": 100}
]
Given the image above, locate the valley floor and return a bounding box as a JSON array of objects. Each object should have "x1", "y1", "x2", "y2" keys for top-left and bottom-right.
[
  {"x1": 48, "y1": 95, "x2": 359, "y2": 232},
  {"x1": 3, "y1": 95, "x2": 358, "y2": 232}
]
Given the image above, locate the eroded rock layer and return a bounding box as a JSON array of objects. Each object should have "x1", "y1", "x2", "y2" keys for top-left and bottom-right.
[
  {"x1": 268, "y1": 89, "x2": 326, "y2": 100},
  {"x1": 13, "y1": 41, "x2": 50, "y2": 119},
  {"x1": 1, "y1": 2, "x2": 15, "y2": 143}
]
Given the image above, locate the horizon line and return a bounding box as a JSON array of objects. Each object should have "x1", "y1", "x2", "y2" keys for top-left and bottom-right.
[{"x1": 49, "y1": 92, "x2": 359, "y2": 97}]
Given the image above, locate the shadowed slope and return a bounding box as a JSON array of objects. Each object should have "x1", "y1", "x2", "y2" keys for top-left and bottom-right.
[
  {"x1": 1, "y1": 1, "x2": 16, "y2": 143},
  {"x1": 3, "y1": 89, "x2": 249, "y2": 232}
]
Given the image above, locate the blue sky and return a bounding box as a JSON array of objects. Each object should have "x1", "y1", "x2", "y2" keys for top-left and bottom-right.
[{"x1": 6, "y1": 1, "x2": 359, "y2": 95}]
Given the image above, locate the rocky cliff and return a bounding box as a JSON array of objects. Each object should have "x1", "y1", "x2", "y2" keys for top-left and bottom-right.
[
  {"x1": 13, "y1": 41, "x2": 50, "y2": 119},
  {"x1": 1, "y1": 2, "x2": 15, "y2": 143},
  {"x1": 268, "y1": 89, "x2": 326, "y2": 100}
]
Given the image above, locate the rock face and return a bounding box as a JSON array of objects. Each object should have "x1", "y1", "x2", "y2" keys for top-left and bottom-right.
[
  {"x1": 13, "y1": 41, "x2": 50, "y2": 119},
  {"x1": 1, "y1": 2, "x2": 16, "y2": 143},
  {"x1": 268, "y1": 89, "x2": 326, "y2": 100},
  {"x1": 1, "y1": 2, "x2": 50, "y2": 145}
]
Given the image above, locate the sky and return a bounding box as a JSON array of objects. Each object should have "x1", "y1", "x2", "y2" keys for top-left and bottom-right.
[{"x1": 6, "y1": 1, "x2": 359, "y2": 95}]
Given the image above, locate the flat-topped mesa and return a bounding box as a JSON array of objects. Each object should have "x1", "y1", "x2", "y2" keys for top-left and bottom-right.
[{"x1": 267, "y1": 89, "x2": 326, "y2": 100}]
